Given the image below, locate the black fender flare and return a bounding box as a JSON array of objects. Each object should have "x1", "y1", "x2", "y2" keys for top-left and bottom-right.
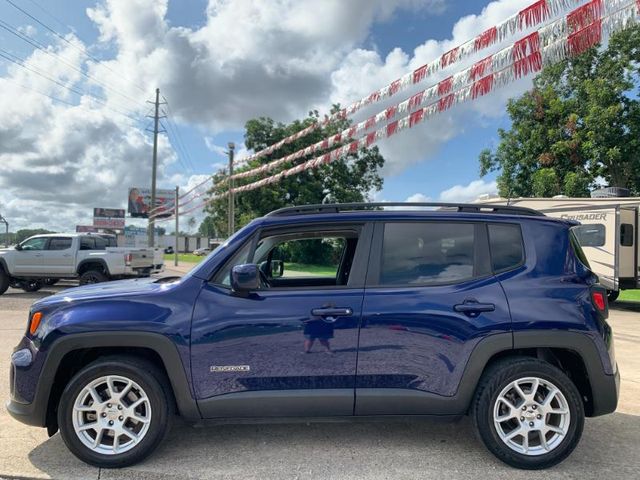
[
  {"x1": 10, "y1": 332, "x2": 200, "y2": 427},
  {"x1": 76, "y1": 258, "x2": 110, "y2": 276},
  {"x1": 0, "y1": 257, "x2": 8, "y2": 274}
]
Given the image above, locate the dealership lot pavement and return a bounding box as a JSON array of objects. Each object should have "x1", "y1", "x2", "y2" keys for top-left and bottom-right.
[{"x1": 1, "y1": 269, "x2": 639, "y2": 479}]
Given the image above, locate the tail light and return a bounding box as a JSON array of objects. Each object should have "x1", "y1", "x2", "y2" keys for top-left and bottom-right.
[
  {"x1": 591, "y1": 286, "x2": 608, "y2": 319},
  {"x1": 124, "y1": 253, "x2": 132, "y2": 266}
]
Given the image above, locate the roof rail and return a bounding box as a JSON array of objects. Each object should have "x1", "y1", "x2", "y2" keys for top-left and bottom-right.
[{"x1": 266, "y1": 202, "x2": 545, "y2": 217}]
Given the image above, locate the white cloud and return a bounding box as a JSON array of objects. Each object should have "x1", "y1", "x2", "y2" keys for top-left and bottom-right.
[
  {"x1": 438, "y1": 179, "x2": 498, "y2": 202},
  {"x1": 405, "y1": 193, "x2": 431, "y2": 202},
  {"x1": 329, "y1": 0, "x2": 536, "y2": 174},
  {"x1": 0, "y1": 0, "x2": 538, "y2": 231}
]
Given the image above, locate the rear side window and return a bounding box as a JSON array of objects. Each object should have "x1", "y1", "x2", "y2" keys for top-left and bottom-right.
[
  {"x1": 488, "y1": 224, "x2": 524, "y2": 273},
  {"x1": 620, "y1": 224, "x2": 634, "y2": 247},
  {"x1": 572, "y1": 224, "x2": 605, "y2": 247},
  {"x1": 80, "y1": 238, "x2": 95, "y2": 250},
  {"x1": 380, "y1": 222, "x2": 476, "y2": 286},
  {"x1": 48, "y1": 237, "x2": 72, "y2": 250}
]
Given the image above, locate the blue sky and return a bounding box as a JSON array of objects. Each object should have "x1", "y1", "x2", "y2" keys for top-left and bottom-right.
[{"x1": 0, "y1": 0, "x2": 542, "y2": 230}]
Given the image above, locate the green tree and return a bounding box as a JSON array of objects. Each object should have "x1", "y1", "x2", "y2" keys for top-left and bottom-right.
[
  {"x1": 15, "y1": 228, "x2": 55, "y2": 243},
  {"x1": 203, "y1": 107, "x2": 385, "y2": 237},
  {"x1": 198, "y1": 216, "x2": 218, "y2": 238},
  {"x1": 480, "y1": 25, "x2": 640, "y2": 197}
]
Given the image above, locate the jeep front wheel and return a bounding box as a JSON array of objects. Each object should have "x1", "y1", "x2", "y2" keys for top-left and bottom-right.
[
  {"x1": 58, "y1": 357, "x2": 172, "y2": 468},
  {"x1": 79, "y1": 270, "x2": 108, "y2": 285},
  {"x1": 471, "y1": 358, "x2": 584, "y2": 470}
]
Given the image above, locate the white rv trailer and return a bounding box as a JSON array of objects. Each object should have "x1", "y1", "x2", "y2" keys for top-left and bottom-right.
[{"x1": 476, "y1": 196, "x2": 639, "y2": 300}]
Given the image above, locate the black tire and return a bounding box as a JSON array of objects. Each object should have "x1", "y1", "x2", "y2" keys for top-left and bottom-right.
[
  {"x1": 57, "y1": 357, "x2": 172, "y2": 468},
  {"x1": 471, "y1": 357, "x2": 584, "y2": 470},
  {"x1": 43, "y1": 278, "x2": 60, "y2": 286},
  {"x1": 0, "y1": 268, "x2": 9, "y2": 295},
  {"x1": 607, "y1": 290, "x2": 619, "y2": 303},
  {"x1": 22, "y1": 280, "x2": 43, "y2": 292},
  {"x1": 79, "y1": 269, "x2": 108, "y2": 285}
]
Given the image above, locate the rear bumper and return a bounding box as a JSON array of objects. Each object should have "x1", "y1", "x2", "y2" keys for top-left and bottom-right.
[{"x1": 590, "y1": 365, "x2": 620, "y2": 417}]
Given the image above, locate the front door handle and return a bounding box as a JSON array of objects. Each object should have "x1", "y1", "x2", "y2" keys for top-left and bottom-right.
[
  {"x1": 454, "y1": 300, "x2": 495, "y2": 317},
  {"x1": 311, "y1": 307, "x2": 353, "y2": 323}
]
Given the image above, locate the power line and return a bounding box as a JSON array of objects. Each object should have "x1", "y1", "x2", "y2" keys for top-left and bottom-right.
[
  {"x1": 162, "y1": 97, "x2": 197, "y2": 171},
  {"x1": 4, "y1": 0, "x2": 149, "y2": 94},
  {"x1": 159, "y1": 119, "x2": 193, "y2": 173},
  {"x1": 0, "y1": 19, "x2": 146, "y2": 111},
  {"x1": 0, "y1": 48, "x2": 142, "y2": 123}
]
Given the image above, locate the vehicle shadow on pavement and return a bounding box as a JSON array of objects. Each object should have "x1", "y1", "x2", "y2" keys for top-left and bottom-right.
[
  {"x1": 27, "y1": 413, "x2": 640, "y2": 480},
  {"x1": 614, "y1": 301, "x2": 640, "y2": 313}
]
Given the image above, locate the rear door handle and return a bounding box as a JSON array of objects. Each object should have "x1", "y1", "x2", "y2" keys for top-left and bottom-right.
[
  {"x1": 454, "y1": 301, "x2": 495, "y2": 317},
  {"x1": 311, "y1": 307, "x2": 353, "y2": 323}
]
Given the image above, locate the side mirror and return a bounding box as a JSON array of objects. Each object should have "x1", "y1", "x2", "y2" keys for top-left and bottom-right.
[
  {"x1": 270, "y1": 259, "x2": 284, "y2": 278},
  {"x1": 230, "y1": 264, "x2": 260, "y2": 294},
  {"x1": 14, "y1": 244, "x2": 22, "y2": 251}
]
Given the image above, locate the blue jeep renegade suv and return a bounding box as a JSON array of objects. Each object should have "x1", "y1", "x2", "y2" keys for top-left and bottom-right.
[{"x1": 7, "y1": 203, "x2": 619, "y2": 469}]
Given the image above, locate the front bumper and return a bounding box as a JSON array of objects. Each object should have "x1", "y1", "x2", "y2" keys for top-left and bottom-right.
[
  {"x1": 6, "y1": 398, "x2": 44, "y2": 427},
  {"x1": 7, "y1": 339, "x2": 48, "y2": 427}
]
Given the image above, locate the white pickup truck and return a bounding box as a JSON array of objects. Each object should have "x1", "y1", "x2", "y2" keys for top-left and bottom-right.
[{"x1": 0, "y1": 233, "x2": 164, "y2": 294}]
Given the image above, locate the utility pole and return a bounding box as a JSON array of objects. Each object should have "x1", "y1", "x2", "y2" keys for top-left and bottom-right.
[
  {"x1": 0, "y1": 213, "x2": 8, "y2": 247},
  {"x1": 174, "y1": 185, "x2": 179, "y2": 267},
  {"x1": 147, "y1": 87, "x2": 163, "y2": 248},
  {"x1": 227, "y1": 142, "x2": 235, "y2": 236}
]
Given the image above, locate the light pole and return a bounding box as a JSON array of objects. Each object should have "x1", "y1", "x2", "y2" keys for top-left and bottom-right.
[{"x1": 227, "y1": 142, "x2": 235, "y2": 237}]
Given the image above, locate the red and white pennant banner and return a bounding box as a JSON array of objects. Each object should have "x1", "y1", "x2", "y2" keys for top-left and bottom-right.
[
  {"x1": 228, "y1": 0, "x2": 614, "y2": 184},
  {"x1": 228, "y1": 0, "x2": 591, "y2": 170},
  {"x1": 224, "y1": 1, "x2": 638, "y2": 197}
]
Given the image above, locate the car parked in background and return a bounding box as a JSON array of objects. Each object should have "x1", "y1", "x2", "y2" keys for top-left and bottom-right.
[
  {"x1": 0, "y1": 233, "x2": 157, "y2": 294},
  {"x1": 192, "y1": 247, "x2": 211, "y2": 256},
  {"x1": 8, "y1": 203, "x2": 618, "y2": 470}
]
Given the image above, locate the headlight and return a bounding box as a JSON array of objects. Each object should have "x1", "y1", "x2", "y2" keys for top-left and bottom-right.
[{"x1": 11, "y1": 348, "x2": 33, "y2": 367}]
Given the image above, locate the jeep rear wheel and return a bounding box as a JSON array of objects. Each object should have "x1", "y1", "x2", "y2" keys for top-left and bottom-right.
[
  {"x1": 79, "y1": 270, "x2": 108, "y2": 285},
  {"x1": 58, "y1": 357, "x2": 172, "y2": 468},
  {"x1": 471, "y1": 357, "x2": 584, "y2": 470}
]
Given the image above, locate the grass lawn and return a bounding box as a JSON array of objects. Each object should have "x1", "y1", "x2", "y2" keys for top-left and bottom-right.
[
  {"x1": 164, "y1": 253, "x2": 204, "y2": 264},
  {"x1": 163, "y1": 256, "x2": 336, "y2": 277},
  {"x1": 285, "y1": 263, "x2": 337, "y2": 276},
  {"x1": 619, "y1": 290, "x2": 640, "y2": 302}
]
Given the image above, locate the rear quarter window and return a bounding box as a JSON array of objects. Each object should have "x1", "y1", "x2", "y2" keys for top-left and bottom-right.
[{"x1": 488, "y1": 224, "x2": 524, "y2": 273}]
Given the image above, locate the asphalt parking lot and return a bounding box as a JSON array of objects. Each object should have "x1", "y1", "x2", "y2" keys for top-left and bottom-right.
[{"x1": 1, "y1": 270, "x2": 639, "y2": 479}]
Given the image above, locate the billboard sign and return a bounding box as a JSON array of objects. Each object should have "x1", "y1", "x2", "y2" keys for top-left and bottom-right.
[
  {"x1": 93, "y1": 207, "x2": 125, "y2": 229},
  {"x1": 76, "y1": 225, "x2": 100, "y2": 233},
  {"x1": 94, "y1": 208, "x2": 125, "y2": 219},
  {"x1": 128, "y1": 187, "x2": 175, "y2": 218}
]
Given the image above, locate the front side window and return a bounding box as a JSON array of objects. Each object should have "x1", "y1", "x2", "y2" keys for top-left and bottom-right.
[
  {"x1": 380, "y1": 223, "x2": 475, "y2": 286},
  {"x1": 572, "y1": 224, "x2": 605, "y2": 247},
  {"x1": 48, "y1": 237, "x2": 72, "y2": 250},
  {"x1": 256, "y1": 236, "x2": 346, "y2": 281},
  {"x1": 20, "y1": 237, "x2": 47, "y2": 251}
]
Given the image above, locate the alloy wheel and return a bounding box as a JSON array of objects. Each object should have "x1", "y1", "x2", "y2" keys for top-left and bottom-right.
[
  {"x1": 72, "y1": 375, "x2": 152, "y2": 455},
  {"x1": 493, "y1": 377, "x2": 570, "y2": 456}
]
